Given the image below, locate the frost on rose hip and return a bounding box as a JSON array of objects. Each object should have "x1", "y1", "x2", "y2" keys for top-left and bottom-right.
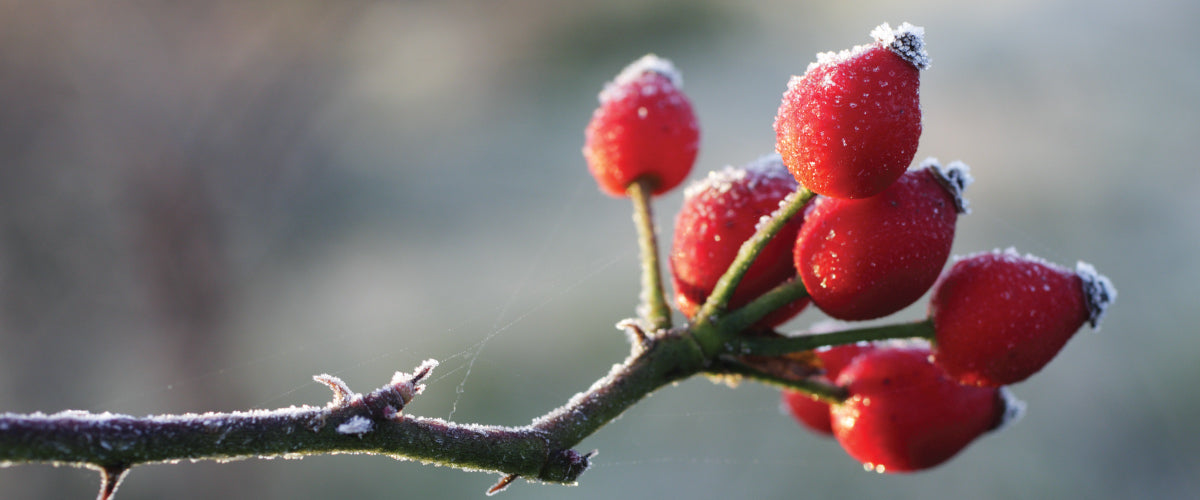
[
  {"x1": 929, "y1": 248, "x2": 1116, "y2": 387},
  {"x1": 774, "y1": 22, "x2": 928, "y2": 200},
  {"x1": 830, "y1": 345, "x2": 1012, "y2": 473},
  {"x1": 794, "y1": 159, "x2": 970, "y2": 321},
  {"x1": 670, "y1": 154, "x2": 810, "y2": 329},
  {"x1": 583, "y1": 54, "x2": 699, "y2": 197}
]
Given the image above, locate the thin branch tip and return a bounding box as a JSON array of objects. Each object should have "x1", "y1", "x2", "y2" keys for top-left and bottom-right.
[
  {"x1": 313, "y1": 374, "x2": 356, "y2": 406},
  {"x1": 486, "y1": 474, "x2": 520, "y2": 496},
  {"x1": 616, "y1": 318, "x2": 649, "y2": 345},
  {"x1": 97, "y1": 465, "x2": 129, "y2": 500}
]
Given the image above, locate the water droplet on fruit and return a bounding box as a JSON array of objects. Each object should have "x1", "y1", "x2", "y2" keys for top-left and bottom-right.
[{"x1": 637, "y1": 106, "x2": 648, "y2": 119}]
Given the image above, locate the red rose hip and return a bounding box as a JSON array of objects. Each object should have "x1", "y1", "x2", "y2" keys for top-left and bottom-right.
[
  {"x1": 671, "y1": 154, "x2": 809, "y2": 329},
  {"x1": 583, "y1": 54, "x2": 700, "y2": 197},
  {"x1": 831, "y1": 345, "x2": 1017, "y2": 472},
  {"x1": 774, "y1": 22, "x2": 929, "y2": 199},
  {"x1": 782, "y1": 340, "x2": 875, "y2": 435},
  {"x1": 794, "y1": 159, "x2": 970, "y2": 321},
  {"x1": 930, "y1": 249, "x2": 1116, "y2": 387}
]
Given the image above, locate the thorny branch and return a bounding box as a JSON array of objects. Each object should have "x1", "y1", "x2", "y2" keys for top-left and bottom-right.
[{"x1": 0, "y1": 182, "x2": 928, "y2": 499}]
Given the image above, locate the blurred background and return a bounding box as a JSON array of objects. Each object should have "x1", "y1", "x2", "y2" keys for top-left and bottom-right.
[{"x1": 1, "y1": 0, "x2": 1196, "y2": 498}]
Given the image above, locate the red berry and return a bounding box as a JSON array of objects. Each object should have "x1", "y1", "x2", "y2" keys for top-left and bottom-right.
[
  {"x1": 774, "y1": 22, "x2": 929, "y2": 199},
  {"x1": 930, "y1": 249, "x2": 1116, "y2": 387},
  {"x1": 583, "y1": 54, "x2": 700, "y2": 197},
  {"x1": 670, "y1": 154, "x2": 809, "y2": 329},
  {"x1": 831, "y1": 345, "x2": 1015, "y2": 473},
  {"x1": 794, "y1": 160, "x2": 970, "y2": 321},
  {"x1": 782, "y1": 341, "x2": 875, "y2": 435}
]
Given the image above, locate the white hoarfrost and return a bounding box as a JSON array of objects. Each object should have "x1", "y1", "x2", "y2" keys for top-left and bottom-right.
[
  {"x1": 810, "y1": 22, "x2": 930, "y2": 73},
  {"x1": 951, "y1": 247, "x2": 1068, "y2": 273},
  {"x1": 337, "y1": 415, "x2": 373, "y2": 436},
  {"x1": 612, "y1": 54, "x2": 681, "y2": 89},
  {"x1": 1075, "y1": 261, "x2": 1117, "y2": 329},
  {"x1": 922, "y1": 157, "x2": 974, "y2": 214},
  {"x1": 870, "y1": 22, "x2": 930, "y2": 70},
  {"x1": 683, "y1": 153, "x2": 794, "y2": 199},
  {"x1": 599, "y1": 54, "x2": 682, "y2": 103},
  {"x1": 684, "y1": 165, "x2": 749, "y2": 199},
  {"x1": 994, "y1": 387, "x2": 1028, "y2": 432}
]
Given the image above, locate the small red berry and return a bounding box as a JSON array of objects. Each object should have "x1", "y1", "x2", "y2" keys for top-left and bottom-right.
[
  {"x1": 774, "y1": 22, "x2": 929, "y2": 199},
  {"x1": 930, "y1": 249, "x2": 1116, "y2": 387},
  {"x1": 670, "y1": 154, "x2": 809, "y2": 329},
  {"x1": 782, "y1": 341, "x2": 875, "y2": 435},
  {"x1": 583, "y1": 54, "x2": 700, "y2": 197},
  {"x1": 831, "y1": 345, "x2": 1018, "y2": 473},
  {"x1": 794, "y1": 160, "x2": 970, "y2": 321}
]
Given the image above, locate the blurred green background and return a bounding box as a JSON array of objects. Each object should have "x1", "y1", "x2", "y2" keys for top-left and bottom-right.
[{"x1": 1, "y1": 0, "x2": 1196, "y2": 498}]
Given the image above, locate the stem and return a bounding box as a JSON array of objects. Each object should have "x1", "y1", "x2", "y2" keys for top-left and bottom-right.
[
  {"x1": 715, "y1": 278, "x2": 809, "y2": 334},
  {"x1": 708, "y1": 358, "x2": 848, "y2": 404},
  {"x1": 691, "y1": 187, "x2": 813, "y2": 334},
  {"x1": 729, "y1": 319, "x2": 936, "y2": 357},
  {"x1": 627, "y1": 178, "x2": 673, "y2": 331}
]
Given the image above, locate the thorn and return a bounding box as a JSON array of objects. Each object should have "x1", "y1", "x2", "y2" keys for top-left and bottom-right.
[
  {"x1": 485, "y1": 474, "x2": 519, "y2": 496},
  {"x1": 313, "y1": 374, "x2": 356, "y2": 406},
  {"x1": 616, "y1": 318, "x2": 648, "y2": 345},
  {"x1": 97, "y1": 465, "x2": 129, "y2": 500},
  {"x1": 409, "y1": 359, "x2": 439, "y2": 386},
  {"x1": 364, "y1": 360, "x2": 441, "y2": 420}
]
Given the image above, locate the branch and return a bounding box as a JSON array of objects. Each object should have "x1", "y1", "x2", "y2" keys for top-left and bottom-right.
[
  {"x1": 0, "y1": 285, "x2": 931, "y2": 498},
  {"x1": 0, "y1": 328, "x2": 708, "y2": 497}
]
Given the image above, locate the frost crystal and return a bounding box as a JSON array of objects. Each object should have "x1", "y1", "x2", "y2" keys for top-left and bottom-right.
[
  {"x1": 684, "y1": 165, "x2": 749, "y2": 198},
  {"x1": 337, "y1": 415, "x2": 373, "y2": 435},
  {"x1": 683, "y1": 153, "x2": 794, "y2": 199},
  {"x1": 809, "y1": 22, "x2": 930, "y2": 73},
  {"x1": 1076, "y1": 261, "x2": 1116, "y2": 329},
  {"x1": 923, "y1": 157, "x2": 973, "y2": 214},
  {"x1": 994, "y1": 387, "x2": 1027, "y2": 432},
  {"x1": 599, "y1": 54, "x2": 682, "y2": 103},
  {"x1": 870, "y1": 22, "x2": 930, "y2": 70},
  {"x1": 953, "y1": 247, "x2": 1070, "y2": 275}
]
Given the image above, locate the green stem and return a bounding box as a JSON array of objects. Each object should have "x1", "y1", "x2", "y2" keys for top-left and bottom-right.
[
  {"x1": 690, "y1": 186, "x2": 814, "y2": 354},
  {"x1": 692, "y1": 187, "x2": 813, "y2": 328},
  {"x1": 707, "y1": 358, "x2": 848, "y2": 404},
  {"x1": 627, "y1": 178, "x2": 672, "y2": 331},
  {"x1": 716, "y1": 278, "x2": 809, "y2": 334},
  {"x1": 728, "y1": 319, "x2": 936, "y2": 357}
]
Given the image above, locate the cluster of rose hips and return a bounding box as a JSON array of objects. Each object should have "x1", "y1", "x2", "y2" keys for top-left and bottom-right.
[{"x1": 582, "y1": 23, "x2": 1115, "y2": 473}]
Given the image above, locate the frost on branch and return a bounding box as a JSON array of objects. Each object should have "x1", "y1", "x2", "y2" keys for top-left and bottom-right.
[
  {"x1": 337, "y1": 416, "x2": 373, "y2": 436},
  {"x1": 313, "y1": 374, "x2": 357, "y2": 406},
  {"x1": 316, "y1": 359, "x2": 438, "y2": 420}
]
